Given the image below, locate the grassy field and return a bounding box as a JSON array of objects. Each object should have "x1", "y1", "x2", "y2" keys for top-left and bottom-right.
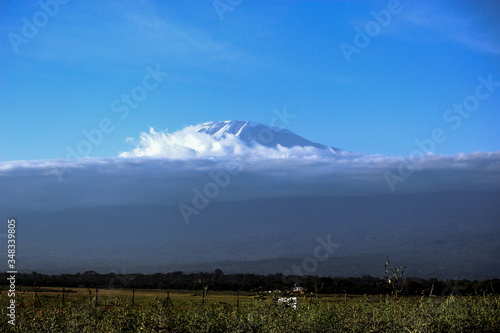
[
  {"x1": 1, "y1": 287, "x2": 499, "y2": 332},
  {"x1": 2, "y1": 286, "x2": 368, "y2": 306}
]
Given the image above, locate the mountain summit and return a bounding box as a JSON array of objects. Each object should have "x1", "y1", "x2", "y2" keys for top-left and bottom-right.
[
  {"x1": 197, "y1": 120, "x2": 341, "y2": 151},
  {"x1": 119, "y1": 120, "x2": 343, "y2": 158}
]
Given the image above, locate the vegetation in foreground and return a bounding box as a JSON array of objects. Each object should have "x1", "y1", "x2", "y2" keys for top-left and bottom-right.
[
  {"x1": 2, "y1": 264, "x2": 499, "y2": 332},
  {"x1": 1, "y1": 288, "x2": 499, "y2": 332}
]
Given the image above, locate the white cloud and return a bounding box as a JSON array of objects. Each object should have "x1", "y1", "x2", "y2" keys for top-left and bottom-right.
[
  {"x1": 118, "y1": 124, "x2": 351, "y2": 160},
  {"x1": 1, "y1": 144, "x2": 500, "y2": 214},
  {"x1": 396, "y1": 1, "x2": 500, "y2": 55},
  {"x1": 119, "y1": 125, "x2": 248, "y2": 158},
  {"x1": 20, "y1": 0, "x2": 252, "y2": 69},
  {"x1": 1, "y1": 124, "x2": 499, "y2": 214}
]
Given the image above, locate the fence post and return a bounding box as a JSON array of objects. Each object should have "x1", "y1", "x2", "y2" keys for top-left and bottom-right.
[{"x1": 32, "y1": 286, "x2": 42, "y2": 308}]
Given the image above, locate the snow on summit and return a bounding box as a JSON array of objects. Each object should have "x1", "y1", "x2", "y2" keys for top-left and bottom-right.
[
  {"x1": 119, "y1": 120, "x2": 342, "y2": 159},
  {"x1": 196, "y1": 120, "x2": 333, "y2": 149}
]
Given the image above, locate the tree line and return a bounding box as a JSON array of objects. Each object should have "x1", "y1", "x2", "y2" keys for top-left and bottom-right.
[{"x1": 0, "y1": 271, "x2": 498, "y2": 296}]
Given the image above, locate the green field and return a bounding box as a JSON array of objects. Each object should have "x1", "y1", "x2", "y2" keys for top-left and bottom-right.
[{"x1": 1, "y1": 287, "x2": 499, "y2": 332}]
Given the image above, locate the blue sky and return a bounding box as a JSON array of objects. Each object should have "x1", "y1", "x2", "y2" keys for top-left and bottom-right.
[
  {"x1": 1, "y1": 0, "x2": 499, "y2": 161},
  {"x1": 1, "y1": 1, "x2": 500, "y2": 278}
]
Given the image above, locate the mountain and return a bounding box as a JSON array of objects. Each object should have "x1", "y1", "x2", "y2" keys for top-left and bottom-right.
[
  {"x1": 12, "y1": 192, "x2": 500, "y2": 279},
  {"x1": 4, "y1": 121, "x2": 499, "y2": 279},
  {"x1": 196, "y1": 120, "x2": 341, "y2": 151}
]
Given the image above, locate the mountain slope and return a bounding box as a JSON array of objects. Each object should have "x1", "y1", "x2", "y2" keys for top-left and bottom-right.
[
  {"x1": 13, "y1": 191, "x2": 500, "y2": 279},
  {"x1": 197, "y1": 120, "x2": 341, "y2": 151}
]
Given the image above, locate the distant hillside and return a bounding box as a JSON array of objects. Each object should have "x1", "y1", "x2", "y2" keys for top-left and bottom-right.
[{"x1": 9, "y1": 191, "x2": 500, "y2": 280}]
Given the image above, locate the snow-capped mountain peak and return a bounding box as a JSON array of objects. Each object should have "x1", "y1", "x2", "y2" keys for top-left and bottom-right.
[
  {"x1": 197, "y1": 120, "x2": 340, "y2": 150},
  {"x1": 119, "y1": 120, "x2": 342, "y2": 158}
]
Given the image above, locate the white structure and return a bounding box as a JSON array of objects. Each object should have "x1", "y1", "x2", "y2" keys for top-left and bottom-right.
[{"x1": 277, "y1": 297, "x2": 298, "y2": 309}]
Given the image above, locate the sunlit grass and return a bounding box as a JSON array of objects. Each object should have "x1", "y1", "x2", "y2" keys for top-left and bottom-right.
[{"x1": 1, "y1": 288, "x2": 499, "y2": 332}]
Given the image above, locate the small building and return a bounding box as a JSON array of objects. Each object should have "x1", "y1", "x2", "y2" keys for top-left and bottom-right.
[{"x1": 277, "y1": 297, "x2": 299, "y2": 309}]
